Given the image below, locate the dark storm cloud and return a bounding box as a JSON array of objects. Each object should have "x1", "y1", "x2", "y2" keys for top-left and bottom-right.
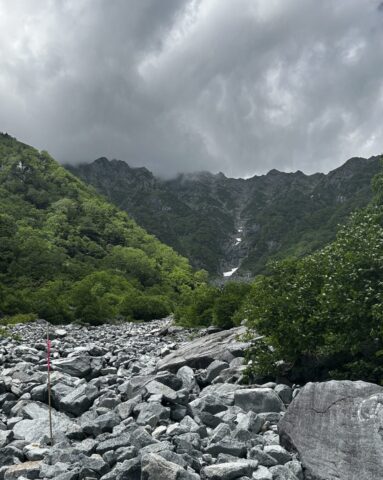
[{"x1": 0, "y1": 0, "x2": 383, "y2": 177}]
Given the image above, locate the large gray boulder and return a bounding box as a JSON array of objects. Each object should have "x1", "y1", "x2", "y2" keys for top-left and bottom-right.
[
  {"x1": 11, "y1": 400, "x2": 80, "y2": 442},
  {"x1": 157, "y1": 327, "x2": 248, "y2": 372},
  {"x1": 141, "y1": 453, "x2": 199, "y2": 480},
  {"x1": 201, "y1": 460, "x2": 258, "y2": 480},
  {"x1": 52, "y1": 356, "x2": 92, "y2": 378},
  {"x1": 279, "y1": 380, "x2": 383, "y2": 480},
  {"x1": 4, "y1": 461, "x2": 41, "y2": 480},
  {"x1": 234, "y1": 388, "x2": 285, "y2": 413},
  {"x1": 59, "y1": 383, "x2": 99, "y2": 416}
]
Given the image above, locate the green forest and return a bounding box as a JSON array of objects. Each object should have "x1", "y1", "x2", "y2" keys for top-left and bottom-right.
[
  {"x1": 0, "y1": 134, "x2": 206, "y2": 325},
  {"x1": 69, "y1": 156, "x2": 380, "y2": 277},
  {"x1": 176, "y1": 158, "x2": 383, "y2": 383},
  {"x1": 2, "y1": 133, "x2": 383, "y2": 383},
  {"x1": 241, "y1": 190, "x2": 383, "y2": 383}
]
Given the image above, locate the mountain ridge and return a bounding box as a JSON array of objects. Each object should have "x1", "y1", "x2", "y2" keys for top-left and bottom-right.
[{"x1": 67, "y1": 154, "x2": 382, "y2": 277}]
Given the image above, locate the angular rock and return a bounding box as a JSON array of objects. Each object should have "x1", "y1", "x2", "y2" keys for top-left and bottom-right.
[
  {"x1": 83, "y1": 411, "x2": 121, "y2": 436},
  {"x1": 234, "y1": 388, "x2": 285, "y2": 414},
  {"x1": 204, "y1": 440, "x2": 247, "y2": 458},
  {"x1": 274, "y1": 385, "x2": 293, "y2": 405},
  {"x1": 198, "y1": 411, "x2": 222, "y2": 429},
  {"x1": 158, "y1": 450, "x2": 188, "y2": 468},
  {"x1": 140, "y1": 441, "x2": 174, "y2": 457},
  {"x1": 116, "y1": 396, "x2": 141, "y2": 420},
  {"x1": 23, "y1": 444, "x2": 49, "y2": 461},
  {"x1": 129, "y1": 426, "x2": 158, "y2": 450},
  {"x1": 190, "y1": 394, "x2": 228, "y2": 415},
  {"x1": 170, "y1": 403, "x2": 188, "y2": 422},
  {"x1": 53, "y1": 470, "x2": 79, "y2": 480},
  {"x1": 118, "y1": 375, "x2": 154, "y2": 400},
  {"x1": 145, "y1": 380, "x2": 178, "y2": 403},
  {"x1": 40, "y1": 462, "x2": 71, "y2": 479},
  {"x1": 279, "y1": 380, "x2": 383, "y2": 480},
  {"x1": 0, "y1": 446, "x2": 24, "y2": 466},
  {"x1": 285, "y1": 460, "x2": 303, "y2": 480},
  {"x1": 205, "y1": 360, "x2": 230, "y2": 384},
  {"x1": 51, "y1": 382, "x2": 74, "y2": 406},
  {"x1": 235, "y1": 411, "x2": 264, "y2": 434},
  {"x1": 269, "y1": 465, "x2": 299, "y2": 480},
  {"x1": 158, "y1": 327, "x2": 248, "y2": 372},
  {"x1": 79, "y1": 453, "x2": 109, "y2": 477},
  {"x1": 115, "y1": 446, "x2": 137, "y2": 463},
  {"x1": 247, "y1": 447, "x2": 277, "y2": 467},
  {"x1": 155, "y1": 372, "x2": 183, "y2": 391},
  {"x1": 252, "y1": 466, "x2": 273, "y2": 480},
  {"x1": 263, "y1": 445, "x2": 292, "y2": 465},
  {"x1": 52, "y1": 356, "x2": 92, "y2": 378},
  {"x1": 60, "y1": 383, "x2": 99, "y2": 416},
  {"x1": 141, "y1": 453, "x2": 196, "y2": 480},
  {"x1": 53, "y1": 329, "x2": 68, "y2": 338},
  {"x1": 117, "y1": 457, "x2": 141, "y2": 480},
  {"x1": 4, "y1": 461, "x2": 41, "y2": 480},
  {"x1": 0, "y1": 430, "x2": 13, "y2": 448},
  {"x1": 177, "y1": 366, "x2": 199, "y2": 393},
  {"x1": 96, "y1": 434, "x2": 132, "y2": 455},
  {"x1": 201, "y1": 460, "x2": 258, "y2": 480},
  {"x1": 136, "y1": 402, "x2": 170, "y2": 428},
  {"x1": 12, "y1": 402, "x2": 79, "y2": 442},
  {"x1": 200, "y1": 384, "x2": 240, "y2": 406}
]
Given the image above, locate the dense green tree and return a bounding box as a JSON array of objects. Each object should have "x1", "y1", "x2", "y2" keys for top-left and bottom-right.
[
  {"x1": 175, "y1": 281, "x2": 250, "y2": 329},
  {"x1": 102, "y1": 246, "x2": 159, "y2": 287},
  {"x1": 213, "y1": 282, "x2": 251, "y2": 329},
  {"x1": 121, "y1": 293, "x2": 171, "y2": 322},
  {"x1": 0, "y1": 134, "x2": 202, "y2": 324},
  {"x1": 174, "y1": 284, "x2": 218, "y2": 327},
  {"x1": 68, "y1": 271, "x2": 133, "y2": 324},
  {"x1": 242, "y1": 168, "x2": 383, "y2": 382}
]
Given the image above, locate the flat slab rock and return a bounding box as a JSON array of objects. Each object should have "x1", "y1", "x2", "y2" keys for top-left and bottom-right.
[
  {"x1": 157, "y1": 327, "x2": 249, "y2": 371},
  {"x1": 279, "y1": 380, "x2": 383, "y2": 480}
]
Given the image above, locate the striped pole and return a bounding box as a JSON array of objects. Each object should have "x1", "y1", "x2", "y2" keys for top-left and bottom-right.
[{"x1": 47, "y1": 323, "x2": 53, "y2": 446}]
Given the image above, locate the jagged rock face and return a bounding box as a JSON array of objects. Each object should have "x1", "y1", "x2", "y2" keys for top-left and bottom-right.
[
  {"x1": 0, "y1": 319, "x2": 301, "y2": 480},
  {"x1": 67, "y1": 156, "x2": 381, "y2": 277},
  {"x1": 157, "y1": 327, "x2": 249, "y2": 372},
  {"x1": 279, "y1": 380, "x2": 383, "y2": 480}
]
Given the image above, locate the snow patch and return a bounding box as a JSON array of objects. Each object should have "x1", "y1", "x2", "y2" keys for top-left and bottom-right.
[{"x1": 223, "y1": 267, "x2": 239, "y2": 277}]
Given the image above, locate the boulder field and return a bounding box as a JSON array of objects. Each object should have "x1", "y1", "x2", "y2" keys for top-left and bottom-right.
[
  {"x1": 0, "y1": 319, "x2": 300, "y2": 480},
  {"x1": 1, "y1": 319, "x2": 381, "y2": 480}
]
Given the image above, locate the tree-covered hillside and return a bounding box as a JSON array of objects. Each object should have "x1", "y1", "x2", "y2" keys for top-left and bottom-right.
[
  {"x1": 241, "y1": 159, "x2": 383, "y2": 383},
  {"x1": 0, "y1": 134, "x2": 204, "y2": 324},
  {"x1": 68, "y1": 156, "x2": 381, "y2": 277},
  {"x1": 67, "y1": 159, "x2": 236, "y2": 274}
]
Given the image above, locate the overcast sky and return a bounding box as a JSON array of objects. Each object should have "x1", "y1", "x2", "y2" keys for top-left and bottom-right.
[{"x1": 1, "y1": 0, "x2": 383, "y2": 178}]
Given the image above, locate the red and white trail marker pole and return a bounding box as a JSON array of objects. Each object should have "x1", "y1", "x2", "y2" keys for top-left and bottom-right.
[{"x1": 47, "y1": 323, "x2": 54, "y2": 446}]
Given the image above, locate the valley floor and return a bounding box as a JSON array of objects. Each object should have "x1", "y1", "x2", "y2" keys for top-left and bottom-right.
[{"x1": 0, "y1": 319, "x2": 301, "y2": 480}]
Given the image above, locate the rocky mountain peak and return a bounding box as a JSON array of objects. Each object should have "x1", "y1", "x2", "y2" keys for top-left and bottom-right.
[{"x1": 68, "y1": 155, "x2": 382, "y2": 277}]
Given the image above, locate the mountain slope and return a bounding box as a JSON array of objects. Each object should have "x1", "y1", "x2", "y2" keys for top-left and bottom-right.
[
  {"x1": 68, "y1": 155, "x2": 382, "y2": 277},
  {"x1": 67, "y1": 159, "x2": 237, "y2": 273},
  {"x1": 0, "y1": 134, "x2": 199, "y2": 323}
]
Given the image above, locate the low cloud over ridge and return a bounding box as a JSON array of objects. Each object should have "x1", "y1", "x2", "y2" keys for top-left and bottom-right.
[{"x1": 0, "y1": 0, "x2": 383, "y2": 177}]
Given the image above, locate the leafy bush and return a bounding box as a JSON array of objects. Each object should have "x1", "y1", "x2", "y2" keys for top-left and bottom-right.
[
  {"x1": 175, "y1": 281, "x2": 250, "y2": 329},
  {"x1": 213, "y1": 282, "x2": 251, "y2": 328},
  {"x1": 243, "y1": 200, "x2": 383, "y2": 383},
  {"x1": 174, "y1": 284, "x2": 218, "y2": 327},
  {"x1": 121, "y1": 294, "x2": 171, "y2": 321},
  {"x1": 0, "y1": 313, "x2": 37, "y2": 326}
]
